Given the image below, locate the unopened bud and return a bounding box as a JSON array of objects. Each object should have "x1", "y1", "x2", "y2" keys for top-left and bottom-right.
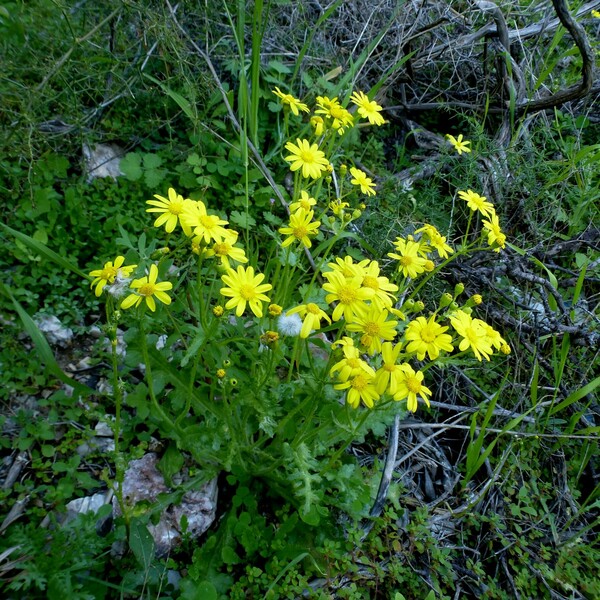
[
  {"x1": 501, "y1": 343, "x2": 511, "y2": 355},
  {"x1": 216, "y1": 369, "x2": 226, "y2": 379},
  {"x1": 340, "y1": 164, "x2": 348, "y2": 176},
  {"x1": 424, "y1": 260, "x2": 435, "y2": 272},
  {"x1": 414, "y1": 301, "x2": 425, "y2": 312},
  {"x1": 454, "y1": 283, "x2": 465, "y2": 296},
  {"x1": 351, "y1": 209, "x2": 362, "y2": 220},
  {"x1": 471, "y1": 294, "x2": 483, "y2": 306},
  {"x1": 439, "y1": 292, "x2": 453, "y2": 308},
  {"x1": 213, "y1": 305, "x2": 224, "y2": 317},
  {"x1": 402, "y1": 299, "x2": 415, "y2": 311},
  {"x1": 268, "y1": 304, "x2": 283, "y2": 317}
]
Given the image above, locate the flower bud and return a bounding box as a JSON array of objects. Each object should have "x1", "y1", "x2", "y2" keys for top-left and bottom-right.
[
  {"x1": 454, "y1": 282, "x2": 465, "y2": 296},
  {"x1": 402, "y1": 299, "x2": 415, "y2": 312},
  {"x1": 351, "y1": 209, "x2": 362, "y2": 220},
  {"x1": 439, "y1": 292, "x2": 453, "y2": 308},
  {"x1": 450, "y1": 301, "x2": 459, "y2": 311},
  {"x1": 343, "y1": 213, "x2": 352, "y2": 222},
  {"x1": 501, "y1": 343, "x2": 511, "y2": 355},
  {"x1": 216, "y1": 369, "x2": 226, "y2": 379},
  {"x1": 340, "y1": 164, "x2": 348, "y2": 176},
  {"x1": 414, "y1": 301, "x2": 425, "y2": 312},
  {"x1": 230, "y1": 378, "x2": 238, "y2": 387},
  {"x1": 268, "y1": 304, "x2": 283, "y2": 317},
  {"x1": 471, "y1": 294, "x2": 483, "y2": 305},
  {"x1": 223, "y1": 359, "x2": 231, "y2": 367},
  {"x1": 213, "y1": 305, "x2": 224, "y2": 317},
  {"x1": 359, "y1": 203, "x2": 366, "y2": 210},
  {"x1": 424, "y1": 260, "x2": 435, "y2": 272}
]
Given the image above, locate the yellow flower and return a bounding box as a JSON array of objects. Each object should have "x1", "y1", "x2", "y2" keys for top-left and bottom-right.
[
  {"x1": 388, "y1": 238, "x2": 428, "y2": 279},
  {"x1": 458, "y1": 190, "x2": 495, "y2": 218},
  {"x1": 89, "y1": 256, "x2": 137, "y2": 297},
  {"x1": 482, "y1": 212, "x2": 506, "y2": 251},
  {"x1": 286, "y1": 303, "x2": 331, "y2": 339},
  {"x1": 146, "y1": 188, "x2": 195, "y2": 234},
  {"x1": 325, "y1": 256, "x2": 369, "y2": 280},
  {"x1": 330, "y1": 339, "x2": 375, "y2": 382},
  {"x1": 260, "y1": 330, "x2": 280, "y2": 346},
  {"x1": 446, "y1": 134, "x2": 471, "y2": 155},
  {"x1": 279, "y1": 207, "x2": 321, "y2": 248},
  {"x1": 220, "y1": 265, "x2": 273, "y2": 318},
  {"x1": 349, "y1": 167, "x2": 376, "y2": 196},
  {"x1": 449, "y1": 310, "x2": 494, "y2": 361},
  {"x1": 181, "y1": 200, "x2": 230, "y2": 243},
  {"x1": 289, "y1": 190, "x2": 317, "y2": 213},
  {"x1": 393, "y1": 365, "x2": 432, "y2": 412},
  {"x1": 284, "y1": 139, "x2": 330, "y2": 179},
  {"x1": 315, "y1": 96, "x2": 354, "y2": 134},
  {"x1": 405, "y1": 315, "x2": 454, "y2": 360},
  {"x1": 374, "y1": 342, "x2": 407, "y2": 396},
  {"x1": 360, "y1": 261, "x2": 398, "y2": 309},
  {"x1": 120, "y1": 264, "x2": 172, "y2": 312},
  {"x1": 203, "y1": 233, "x2": 248, "y2": 269},
  {"x1": 415, "y1": 224, "x2": 454, "y2": 259},
  {"x1": 329, "y1": 199, "x2": 349, "y2": 217},
  {"x1": 335, "y1": 372, "x2": 380, "y2": 409},
  {"x1": 268, "y1": 303, "x2": 283, "y2": 317},
  {"x1": 350, "y1": 91, "x2": 385, "y2": 126},
  {"x1": 310, "y1": 115, "x2": 325, "y2": 136},
  {"x1": 272, "y1": 87, "x2": 309, "y2": 116},
  {"x1": 346, "y1": 306, "x2": 398, "y2": 355},
  {"x1": 322, "y1": 270, "x2": 374, "y2": 322},
  {"x1": 216, "y1": 368, "x2": 227, "y2": 379},
  {"x1": 481, "y1": 321, "x2": 507, "y2": 351},
  {"x1": 592, "y1": 9, "x2": 600, "y2": 18}
]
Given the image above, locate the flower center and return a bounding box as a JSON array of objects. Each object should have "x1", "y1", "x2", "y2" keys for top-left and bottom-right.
[
  {"x1": 406, "y1": 376, "x2": 422, "y2": 393},
  {"x1": 306, "y1": 303, "x2": 321, "y2": 315},
  {"x1": 169, "y1": 200, "x2": 185, "y2": 215},
  {"x1": 420, "y1": 327, "x2": 436, "y2": 343},
  {"x1": 399, "y1": 256, "x2": 413, "y2": 266},
  {"x1": 465, "y1": 327, "x2": 480, "y2": 344},
  {"x1": 101, "y1": 266, "x2": 118, "y2": 281},
  {"x1": 330, "y1": 106, "x2": 344, "y2": 119},
  {"x1": 338, "y1": 286, "x2": 358, "y2": 304},
  {"x1": 362, "y1": 276, "x2": 378, "y2": 289},
  {"x1": 364, "y1": 322, "x2": 381, "y2": 336},
  {"x1": 351, "y1": 374, "x2": 368, "y2": 391},
  {"x1": 214, "y1": 242, "x2": 230, "y2": 256},
  {"x1": 347, "y1": 358, "x2": 361, "y2": 369},
  {"x1": 200, "y1": 215, "x2": 216, "y2": 229},
  {"x1": 138, "y1": 283, "x2": 156, "y2": 297},
  {"x1": 293, "y1": 226, "x2": 308, "y2": 239},
  {"x1": 384, "y1": 363, "x2": 396, "y2": 372},
  {"x1": 300, "y1": 150, "x2": 315, "y2": 163},
  {"x1": 239, "y1": 284, "x2": 256, "y2": 300}
]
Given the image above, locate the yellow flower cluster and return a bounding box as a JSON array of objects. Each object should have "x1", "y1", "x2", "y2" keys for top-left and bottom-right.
[
  {"x1": 457, "y1": 189, "x2": 507, "y2": 252},
  {"x1": 309, "y1": 254, "x2": 510, "y2": 412}
]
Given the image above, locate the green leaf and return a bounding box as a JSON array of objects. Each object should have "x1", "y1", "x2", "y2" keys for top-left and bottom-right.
[
  {"x1": 120, "y1": 152, "x2": 143, "y2": 181},
  {"x1": 229, "y1": 210, "x2": 256, "y2": 229},
  {"x1": 129, "y1": 517, "x2": 155, "y2": 571},
  {"x1": 144, "y1": 168, "x2": 168, "y2": 188},
  {"x1": 0, "y1": 222, "x2": 88, "y2": 279},
  {"x1": 143, "y1": 73, "x2": 197, "y2": 123},
  {"x1": 158, "y1": 443, "x2": 184, "y2": 486},
  {"x1": 0, "y1": 283, "x2": 93, "y2": 397},
  {"x1": 143, "y1": 153, "x2": 163, "y2": 169}
]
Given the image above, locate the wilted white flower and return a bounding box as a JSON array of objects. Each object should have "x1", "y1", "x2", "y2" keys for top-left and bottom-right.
[{"x1": 277, "y1": 312, "x2": 303, "y2": 336}]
